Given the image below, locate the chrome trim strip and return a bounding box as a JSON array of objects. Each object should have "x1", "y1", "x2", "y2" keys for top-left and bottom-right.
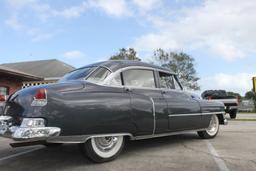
[
  {"x1": 47, "y1": 130, "x2": 210, "y2": 143},
  {"x1": 229, "y1": 106, "x2": 238, "y2": 110},
  {"x1": 99, "y1": 65, "x2": 113, "y2": 73},
  {"x1": 133, "y1": 128, "x2": 206, "y2": 140},
  {"x1": 90, "y1": 66, "x2": 185, "y2": 93},
  {"x1": 168, "y1": 112, "x2": 224, "y2": 117},
  {"x1": 46, "y1": 133, "x2": 133, "y2": 144},
  {"x1": 0, "y1": 116, "x2": 12, "y2": 121},
  {"x1": 149, "y1": 97, "x2": 156, "y2": 135}
]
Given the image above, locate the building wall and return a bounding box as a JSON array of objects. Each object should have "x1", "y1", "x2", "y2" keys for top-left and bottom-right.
[{"x1": 0, "y1": 78, "x2": 22, "y2": 95}]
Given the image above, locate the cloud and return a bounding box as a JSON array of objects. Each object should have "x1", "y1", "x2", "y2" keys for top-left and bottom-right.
[
  {"x1": 200, "y1": 73, "x2": 255, "y2": 95},
  {"x1": 132, "y1": 0, "x2": 161, "y2": 11},
  {"x1": 133, "y1": 0, "x2": 256, "y2": 61},
  {"x1": 4, "y1": 0, "x2": 131, "y2": 42},
  {"x1": 27, "y1": 28, "x2": 54, "y2": 42},
  {"x1": 4, "y1": 0, "x2": 87, "y2": 41},
  {"x1": 88, "y1": 0, "x2": 131, "y2": 17},
  {"x1": 54, "y1": 2, "x2": 88, "y2": 19},
  {"x1": 5, "y1": 16, "x2": 23, "y2": 30},
  {"x1": 63, "y1": 50, "x2": 85, "y2": 59},
  {"x1": 5, "y1": 0, "x2": 89, "y2": 20},
  {"x1": 5, "y1": 0, "x2": 36, "y2": 9}
]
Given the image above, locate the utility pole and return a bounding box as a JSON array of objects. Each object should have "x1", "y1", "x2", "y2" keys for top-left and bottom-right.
[{"x1": 253, "y1": 77, "x2": 256, "y2": 93}]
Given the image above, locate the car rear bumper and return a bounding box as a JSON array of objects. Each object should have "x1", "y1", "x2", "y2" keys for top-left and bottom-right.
[
  {"x1": 0, "y1": 116, "x2": 61, "y2": 142},
  {"x1": 225, "y1": 105, "x2": 238, "y2": 111},
  {"x1": 224, "y1": 118, "x2": 228, "y2": 125}
]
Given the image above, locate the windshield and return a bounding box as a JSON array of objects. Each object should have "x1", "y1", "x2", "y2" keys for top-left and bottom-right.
[{"x1": 59, "y1": 67, "x2": 96, "y2": 82}]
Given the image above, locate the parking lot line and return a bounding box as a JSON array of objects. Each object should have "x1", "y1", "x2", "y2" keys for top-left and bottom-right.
[
  {"x1": 206, "y1": 140, "x2": 229, "y2": 171},
  {"x1": 0, "y1": 147, "x2": 43, "y2": 162}
]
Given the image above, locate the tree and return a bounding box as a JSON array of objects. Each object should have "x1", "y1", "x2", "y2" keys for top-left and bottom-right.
[
  {"x1": 110, "y1": 48, "x2": 141, "y2": 61},
  {"x1": 153, "y1": 48, "x2": 200, "y2": 90},
  {"x1": 244, "y1": 91, "x2": 256, "y2": 111},
  {"x1": 227, "y1": 91, "x2": 242, "y2": 102},
  {"x1": 244, "y1": 91, "x2": 256, "y2": 100}
]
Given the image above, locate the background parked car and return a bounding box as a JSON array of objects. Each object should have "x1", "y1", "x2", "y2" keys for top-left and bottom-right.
[{"x1": 202, "y1": 90, "x2": 239, "y2": 119}]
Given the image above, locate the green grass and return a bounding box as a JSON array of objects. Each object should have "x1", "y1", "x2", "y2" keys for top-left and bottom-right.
[
  {"x1": 233, "y1": 119, "x2": 256, "y2": 121},
  {"x1": 238, "y1": 112, "x2": 256, "y2": 114}
]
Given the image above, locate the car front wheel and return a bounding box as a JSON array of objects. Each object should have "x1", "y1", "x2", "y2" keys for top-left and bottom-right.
[
  {"x1": 198, "y1": 114, "x2": 219, "y2": 139},
  {"x1": 80, "y1": 136, "x2": 125, "y2": 163}
]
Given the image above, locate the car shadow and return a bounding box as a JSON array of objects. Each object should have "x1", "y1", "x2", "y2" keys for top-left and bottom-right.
[{"x1": 0, "y1": 133, "x2": 201, "y2": 171}]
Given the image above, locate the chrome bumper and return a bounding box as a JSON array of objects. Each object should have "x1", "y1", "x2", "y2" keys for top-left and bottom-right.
[
  {"x1": 223, "y1": 118, "x2": 228, "y2": 125},
  {"x1": 0, "y1": 116, "x2": 61, "y2": 141}
]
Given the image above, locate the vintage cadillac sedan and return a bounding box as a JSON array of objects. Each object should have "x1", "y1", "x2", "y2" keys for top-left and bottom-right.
[{"x1": 0, "y1": 60, "x2": 227, "y2": 162}]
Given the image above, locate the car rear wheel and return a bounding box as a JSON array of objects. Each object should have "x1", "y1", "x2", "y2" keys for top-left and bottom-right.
[
  {"x1": 198, "y1": 114, "x2": 219, "y2": 139},
  {"x1": 80, "y1": 136, "x2": 125, "y2": 163}
]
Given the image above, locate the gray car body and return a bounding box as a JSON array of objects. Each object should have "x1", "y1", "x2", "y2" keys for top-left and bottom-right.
[{"x1": 3, "y1": 60, "x2": 225, "y2": 143}]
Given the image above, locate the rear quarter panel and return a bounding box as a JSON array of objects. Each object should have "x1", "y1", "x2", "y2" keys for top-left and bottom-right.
[
  {"x1": 198, "y1": 99, "x2": 225, "y2": 128},
  {"x1": 43, "y1": 85, "x2": 135, "y2": 136}
]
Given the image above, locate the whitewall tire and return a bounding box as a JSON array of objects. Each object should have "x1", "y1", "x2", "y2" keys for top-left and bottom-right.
[
  {"x1": 81, "y1": 136, "x2": 125, "y2": 163},
  {"x1": 198, "y1": 114, "x2": 219, "y2": 139}
]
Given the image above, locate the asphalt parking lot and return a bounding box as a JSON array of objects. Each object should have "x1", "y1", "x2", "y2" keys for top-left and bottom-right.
[{"x1": 0, "y1": 114, "x2": 255, "y2": 171}]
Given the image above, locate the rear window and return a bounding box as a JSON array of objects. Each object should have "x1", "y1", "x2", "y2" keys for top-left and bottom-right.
[
  {"x1": 86, "y1": 67, "x2": 111, "y2": 84},
  {"x1": 59, "y1": 67, "x2": 96, "y2": 82}
]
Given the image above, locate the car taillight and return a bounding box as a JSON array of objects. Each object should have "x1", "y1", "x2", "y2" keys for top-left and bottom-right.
[
  {"x1": 236, "y1": 96, "x2": 240, "y2": 105},
  {"x1": 31, "y1": 89, "x2": 47, "y2": 106},
  {"x1": 34, "y1": 89, "x2": 47, "y2": 100},
  {"x1": 0, "y1": 94, "x2": 6, "y2": 102}
]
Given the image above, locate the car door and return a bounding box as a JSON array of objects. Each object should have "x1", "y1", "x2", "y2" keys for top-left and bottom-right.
[
  {"x1": 122, "y1": 68, "x2": 168, "y2": 136},
  {"x1": 157, "y1": 71, "x2": 202, "y2": 131}
]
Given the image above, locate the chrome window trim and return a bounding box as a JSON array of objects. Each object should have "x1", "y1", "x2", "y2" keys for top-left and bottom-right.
[
  {"x1": 98, "y1": 65, "x2": 113, "y2": 73},
  {"x1": 168, "y1": 112, "x2": 224, "y2": 117},
  {"x1": 84, "y1": 65, "x2": 184, "y2": 93},
  {"x1": 158, "y1": 71, "x2": 183, "y2": 91},
  {"x1": 149, "y1": 98, "x2": 156, "y2": 135},
  {"x1": 103, "y1": 66, "x2": 175, "y2": 89},
  {"x1": 83, "y1": 66, "x2": 112, "y2": 82}
]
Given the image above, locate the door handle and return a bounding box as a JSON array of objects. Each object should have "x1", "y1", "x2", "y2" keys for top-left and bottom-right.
[
  {"x1": 125, "y1": 87, "x2": 132, "y2": 92},
  {"x1": 161, "y1": 90, "x2": 166, "y2": 94}
]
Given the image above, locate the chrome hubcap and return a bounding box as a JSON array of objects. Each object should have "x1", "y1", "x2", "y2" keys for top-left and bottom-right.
[
  {"x1": 206, "y1": 115, "x2": 219, "y2": 136},
  {"x1": 94, "y1": 136, "x2": 119, "y2": 152}
]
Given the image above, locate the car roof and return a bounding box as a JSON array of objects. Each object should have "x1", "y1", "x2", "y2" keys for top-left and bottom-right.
[{"x1": 78, "y1": 60, "x2": 174, "y2": 74}]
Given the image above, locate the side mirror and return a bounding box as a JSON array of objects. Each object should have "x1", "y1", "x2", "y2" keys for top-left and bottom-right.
[{"x1": 253, "y1": 77, "x2": 256, "y2": 93}]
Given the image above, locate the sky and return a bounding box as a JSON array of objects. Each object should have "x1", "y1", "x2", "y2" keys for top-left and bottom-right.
[{"x1": 0, "y1": 0, "x2": 255, "y2": 95}]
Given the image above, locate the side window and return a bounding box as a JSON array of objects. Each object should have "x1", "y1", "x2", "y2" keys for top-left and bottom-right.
[
  {"x1": 87, "y1": 67, "x2": 111, "y2": 84},
  {"x1": 109, "y1": 73, "x2": 122, "y2": 86},
  {"x1": 60, "y1": 67, "x2": 97, "y2": 82},
  {"x1": 159, "y1": 72, "x2": 175, "y2": 89},
  {"x1": 123, "y1": 69, "x2": 156, "y2": 88},
  {"x1": 173, "y1": 76, "x2": 182, "y2": 90}
]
